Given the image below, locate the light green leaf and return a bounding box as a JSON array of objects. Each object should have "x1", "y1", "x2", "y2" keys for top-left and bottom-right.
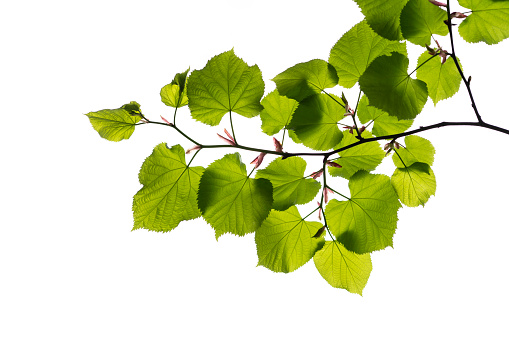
[
  {"x1": 85, "y1": 101, "x2": 141, "y2": 142},
  {"x1": 329, "y1": 20, "x2": 407, "y2": 88},
  {"x1": 260, "y1": 90, "x2": 298, "y2": 135},
  {"x1": 256, "y1": 157, "x2": 321, "y2": 211},
  {"x1": 160, "y1": 68, "x2": 190, "y2": 108},
  {"x1": 313, "y1": 241, "x2": 372, "y2": 295},
  {"x1": 255, "y1": 206, "x2": 325, "y2": 273},
  {"x1": 187, "y1": 49, "x2": 264, "y2": 126},
  {"x1": 353, "y1": 0, "x2": 410, "y2": 40},
  {"x1": 272, "y1": 59, "x2": 339, "y2": 101},
  {"x1": 326, "y1": 171, "x2": 401, "y2": 254},
  {"x1": 288, "y1": 94, "x2": 344, "y2": 150},
  {"x1": 391, "y1": 162, "x2": 436, "y2": 207},
  {"x1": 328, "y1": 130, "x2": 385, "y2": 179},
  {"x1": 198, "y1": 153, "x2": 273, "y2": 239},
  {"x1": 392, "y1": 135, "x2": 435, "y2": 168},
  {"x1": 359, "y1": 53, "x2": 428, "y2": 120},
  {"x1": 458, "y1": 0, "x2": 509, "y2": 44},
  {"x1": 400, "y1": 0, "x2": 449, "y2": 46},
  {"x1": 132, "y1": 143, "x2": 204, "y2": 232},
  {"x1": 356, "y1": 95, "x2": 413, "y2": 136},
  {"x1": 416, "y1": 52, "x2": 462, "y2": 105}
]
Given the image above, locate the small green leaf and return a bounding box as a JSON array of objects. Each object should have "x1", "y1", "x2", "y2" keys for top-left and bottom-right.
[
  {"x1": 85, "y1": 102, "x2": 141, "y2": 141},
  {"x1": 458, "y1": 0, "x2": 509, "y2": 45},
  {"x1": 356, "y1": 95, "x2": 413, "y2": 136},
  {"x1": 132, "y1": 143, "x2": 204, "y2": 232},
  {"x1": 391, "y1": 162, "x2": 436, "y2": 207},
  {"x1": 260, "y1": 90, "x2": 298, "y2": 135},
  {"x1": 255, "y1": 206, "x2": 325, "y2": 273},
  {"x1": 359, "y1": 53, "x2": 428, "y2": 120},
  {"x1": 329, "y1": 20, "x2": 407, "y2": 88},
  {"x1": 353, "y1": 0, "x2": 410, "y2": 40},
  {"x1": 313, "y1": 241, "x2": 372, "y2": 295},
  {"x1": 256, "y1": 157, "x2": 321, "y2": 211},
  {"x1": 160, "y1": 68, "x2": 190, "y2": 108},
  {"x1": 272, "y1": 59, "x2": 339, "y2": 101},
  {"x1": 187, "y1": 49, "x2": 264, "y2": 125},
  {"x1": 392, "y1": 135, "x2": 435, "y2": 168},
  {"x1": 326, "y1": 171, "x2": 401, "y2": 254},
  {"x1": 198, "y1": 153, "x2": 273, "y2": 239},
  {"x1": 400, "y1": 0, "x2": 449, "y2": 46}
]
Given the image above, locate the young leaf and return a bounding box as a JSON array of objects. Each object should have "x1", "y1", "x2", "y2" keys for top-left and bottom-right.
[
  {"x1": 359, "y1": 53, "x2": 428, "y2": 120},
  {"x1": 187, "y1": 49, "x2": 264, "y2": 125},
  {"x1": 272, "y1": 59, "x2": 339, "y2": 101},
  {"x1": 356, "y1": 95, "x2": 413, "y2": 136},
  {"x1": 353, "y1": 0, "x2": 410, "y2": 40},
  {"x1": 85, "y1": 101, "x2": 142, "y2": 141},
  {"x1": 329, "y1": 20, "x2": 407, "y2": 88},
  {"x1": 326, "y1": 171, "x2": 401, "y2": 254},
  {"x1": 416, "y1": 52, "x2": 462, "y2": 105},
  {"x1": 391, "y1": 162, "x2": 436, "y2": 207},
  {"x1": 458, "y1": 0, "x2": 509, "y2": 45},
  {"x1": 259, "y1": 90, "x2": 298, "y2": 135},
  {"x1": 255, "y1": 206, "x2": 325, "y2": 273},
  {"x1": 255, "y1": 157, "x2": 321, "y2": 211},
  {"x1": 160, "y1": 68, "x2": 190, "y2": 108},
  {"x1": 392, "y1": 135, "x2": 435, "y2": 168},
  {"x1": 400, "y1": 0, "x2": 448, "y2": 46},
  {"x1": 313, "y1": 241, "x2": 372, "y2": 295},
  {"x1": 132, "y1": 143, "x2": 204, "y2": 232},
  {"x1": 198, "y1": 153, "x2": 273, "y2": 239}
]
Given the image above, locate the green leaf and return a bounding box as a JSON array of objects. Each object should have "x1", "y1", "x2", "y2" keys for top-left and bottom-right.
[
  {"x1": 160, "y1": 68, "x2": 190, "y2": 108},
  {"x1": 359, "y1": 53, "x2": 428, "y2": 120},
  {"x1": 458, "y1": 0, "x2": 509, "y2": 44},
  {"x1": 85, "y1": 102, "x2": 142, "y2": 141},
  {"x1": 132, "y1": 144, "x2": 204, "y2": 232},
  {"x1": 391, "y1": 162, "x2": 436, "y2": 207},
  {"x1": 187, "y1": 49, "x2": 264, "y2": 126},
  {"x1": 272, "y1": 59, "x2": 339, "y2": 101},
  {"x1": 416, "y1": 52, "x2": 462, "y2": 105},
  {"x1": 356, "y1": 95, "x2": 413, "y2": 136},
  {"x1": 400, "y1": 0, "x2": 449, "y2": 46},
  {"x1": 353, "y1": 0, "x2": 410, "y2": 40},
  {"x1": 328, "y1": 130, "x2": 385, "y2": 179},
  {"x1": 256, "y1": 157, "x2": 321, "y2": 211},
  {"x1": 392, "y1": 135, "x2": 435, "y2": 168},
  {"x1": 326, "y1": 171, "x2": 401, "y2": 254},
  {"x1": 255, "y1": 206, "x2": 325, "y2": 273},
  {"x1": 260, "y1": 90, "x2": 298, "y2": 135},
  {"x1": 288, "y1": 94, "x2": 344, "y2": 150},
  {"x1": 313, "y1": 241, "x2": 372, "y2": 295},
  {"x1": 329, "y1": 20, "x2": 407, "y2": 88},
  {"x1": 198, "y1": 153, "x2": 273, "y2": 239}
]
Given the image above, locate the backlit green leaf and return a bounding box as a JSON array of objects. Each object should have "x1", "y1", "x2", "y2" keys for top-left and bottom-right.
[
  {"x1": 326, "y1": 171, "x2": 401, "y2": 254},
  {"x1": 313, "y1": 241, "x2": 372, "y2": 295},
  {"x1": 132, "y1": 143, "x2": 204, "y2": 232},
  {"x1": 458, "y1": 0, "x2": 509, "y2": 44},
  {"x1": 260, "y1": 90, "x2": 298, "y2": 135},
  {"x1": 392, "y1": 135, "x2": 435, "y2": 168},
  {"x1": 255, "y1": 206, "x2": 325, "y2": 273},
  {"x1": 391, "y1": 162, "x2": 436, "y2": 207},
  {"x1": 353, "y1": 0, "x2": 410, "y2": 40},
  {"x1": 400, "y1": 0, "x2": 448, "y2": 46},
  {"x1": 86, "y1": 101, "x2": 141, "y2": 142},
  {"x1": 160, "y1": 68, "x2": 190, "y2": 108},
  {"x1": 198, "y1": 153, "x2": 273, "y2": 239},
  {"x1": 356, "y1": 95, "x2": 413, "y2": 136},
  {"x1": 187, "y1": 49, "x2": 264, "y2": 125}
]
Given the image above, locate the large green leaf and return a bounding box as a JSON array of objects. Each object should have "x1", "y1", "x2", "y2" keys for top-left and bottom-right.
[
  {"x1": 391, "y1": 162, "x2": 436, "y2": 207},
  {"x1": 259, "y1": 90, "x2": 298, "y2": 135},
  {"x1": 272, "y1": 59, "x2": 339, "y2": 101},
  {"x1": 160, "y1": 68, "x2": 190, "y2": 108},
  {"x1": 356, "y1": 95, "x2": 413, "y2": 136},
  {"x1": 400, "y1": 0, "x2": 449, "y2": 46},
  {"x1": 313, "y1": 241, "x2": 372, "y2": 295},
  {"x1": 325, "y1": 171, "x2": 401, "y2": 254},
  {"x1": 329, "y1": 20, "x2": 407, "y2": 88},
  {"x1": 458, "y1": 0, "x2": 509, "y2": 44},
  {"x1": 288, "y1": 93, "x2": 344, "y2": 150},
  {"x1": 198, "y1": 153, "x2": 273, "y2": 239},
  {"x1": 132, "y1": 144, "x2": 204, "y2": 232},
  {"x1": 353, "y1": 0, "x2": 410, "y2": 40},
  {"x1": 328, "y1": 130, "x2": 385, "y2": 179},
  {"x1": 392, "y1": 135, "x2": 435, "y2": 168},
  {"x1": 359, "y1": 53, "x2": 428, "y2": 120},
  {"x1": 187, "y1": 49, "x2": 264, "y2": 125},
  {"x1": 85, "y1": 101, "x2": 142, "y2": 142},
  {"x1": 256, "y1": 157, "x2": 321, "y2": 211},
  {"x1": 416, "y1": 52, "x2": 462, "y2": 105},
  {"x1": 255, "y1": 206, "x2": 325, "y2": 273}
]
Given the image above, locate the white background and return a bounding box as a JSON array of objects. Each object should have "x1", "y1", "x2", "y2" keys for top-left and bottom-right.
[{"x1": 2, "y1": 1, "x2": 509, "y2": 339}]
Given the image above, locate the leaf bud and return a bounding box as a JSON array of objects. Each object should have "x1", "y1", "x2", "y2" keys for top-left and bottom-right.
[
  {"x1": 250, "y1": 152, "x2": 266, "y2": 169},
  {"x1": 160, "y1": 115, "x2": 174, "y2": 126},
  {"x1": 185, "y1": 145, "x2": 201, "y2": 154},
  {"x1": 273, "y1": 137, "x2": 283, "y2": 152},
  {"x1": 428, "y1": 0, "x2": 446, "y2": 7},
  {"x1": 311, "y1": 169, "x2": 323, "y2": 179},
  {"x1": 326, "y1": 161, "x2": 342, "y2": 168}
]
